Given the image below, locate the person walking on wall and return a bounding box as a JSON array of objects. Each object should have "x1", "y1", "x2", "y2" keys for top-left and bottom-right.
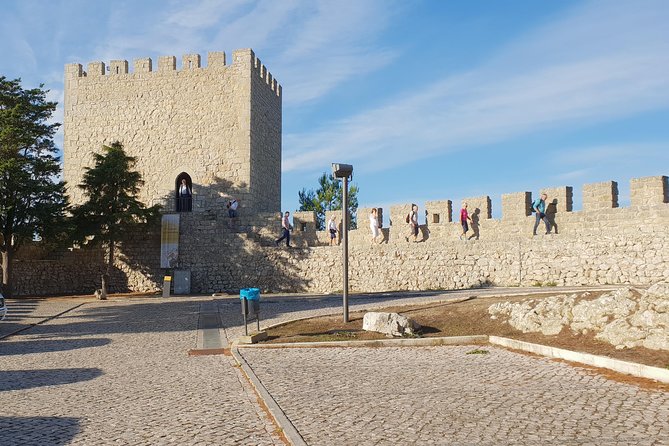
[
  {"x1": 406, "y1": 204, "x2": 419, "y2": 242},
  {"x1": 369, "y1": 208, "x2": 382, "y2": 244},
  {"x1": 275, "y1": 211, "x2": 292, "y2": 247},
  {"x1": 460, "y1": 202, "x2": 472, "y2": 240},
  {"x1": 532, "y1": 193, "x2": 552, "y2": 235},
  {"x1": 328, "y1": 215, "x2": 338, "y2": 246}
]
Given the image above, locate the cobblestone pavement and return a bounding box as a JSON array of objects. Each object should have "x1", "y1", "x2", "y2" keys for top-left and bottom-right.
[
  {"x1": 0, "y1": 297, "x2": 283, "y2": 445},
  {"x1": 239, "y1": 346, "x2": 669, "y2": 446},
  {"x1": 0, "y1": 286, "x2": 648, "y2": 445},
  {"x1": 0, "y1": 298, "x2": 89, "y2": 339}
]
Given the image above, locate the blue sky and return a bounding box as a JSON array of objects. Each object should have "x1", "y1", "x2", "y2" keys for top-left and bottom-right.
[{"x1": 2, "y1": 0, "x2": 668, "y2": 220}]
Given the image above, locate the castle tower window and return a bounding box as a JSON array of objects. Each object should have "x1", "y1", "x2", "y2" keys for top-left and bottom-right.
[{"x1": 176, "y1": 172, "x2": 193, "y2": 212}]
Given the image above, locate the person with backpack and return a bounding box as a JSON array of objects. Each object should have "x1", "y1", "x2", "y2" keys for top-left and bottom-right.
[
  {"x1": 406, "y1": 204, "x2": 419, "y2": 242},
  {"x1": 532, "y1": 193, "x2": 552, "y2": 236}
]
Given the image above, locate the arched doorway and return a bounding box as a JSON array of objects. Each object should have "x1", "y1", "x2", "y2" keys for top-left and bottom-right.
[{"x1": 175, "y1": 172, "x2": 193, "y2": 212}]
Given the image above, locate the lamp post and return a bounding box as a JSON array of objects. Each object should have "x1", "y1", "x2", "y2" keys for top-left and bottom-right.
[{"x1": 331, "y1": 163, "x2": 353, "y2": 323}]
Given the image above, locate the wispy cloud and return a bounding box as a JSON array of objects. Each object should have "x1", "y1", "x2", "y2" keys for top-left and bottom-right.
[
  {"x1": 90, "y1": 0, "x2": 397, "y2": 105},
  {"x1": 549, "y1": 143, "x2": 668, "y2": 166},
  {"x1": 284, "y1": 0, "x2": 669, "y2": 172}
]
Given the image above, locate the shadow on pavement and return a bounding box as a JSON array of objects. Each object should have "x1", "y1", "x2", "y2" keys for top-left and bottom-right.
[
  {"x1": 0, "y1": 416, "x2": 80, "y2": 446},
  {"x1": 0, "y1": 368, "x2": 103, "y2": 392},
  {"x1": 0, "y1": 338, "x2": 111, "y2": 356},
  {"x1": 2, "y1": 288, "x2": 498, "y2": 339}
]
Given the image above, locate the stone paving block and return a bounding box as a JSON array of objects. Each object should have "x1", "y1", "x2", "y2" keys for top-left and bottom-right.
[
  {"x1": 240, "y1": 345, "x2": 669, "y2": 445},
  {"x1": 0, "y1": 297, "x2": 282, "y2": 445}
]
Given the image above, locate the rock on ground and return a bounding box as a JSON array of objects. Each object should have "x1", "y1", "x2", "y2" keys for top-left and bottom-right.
[
  {"x1": 362, "y1": 312, "x2": 420, "y2": 337},
  {"x1": 488, "y1": 284, "x2": 669, "y2": 351}
]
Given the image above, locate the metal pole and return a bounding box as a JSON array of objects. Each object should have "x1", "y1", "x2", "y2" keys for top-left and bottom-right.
[{"x1": 342, "y1": 176, "x2": 349, "y2": 323}]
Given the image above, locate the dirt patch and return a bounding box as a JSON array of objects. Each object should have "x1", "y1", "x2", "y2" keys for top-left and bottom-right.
[{"x1": 264, "y1": 291, "x2": 669, "y2": 371}]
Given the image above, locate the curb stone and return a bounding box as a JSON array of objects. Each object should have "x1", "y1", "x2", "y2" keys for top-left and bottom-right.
[
  {"x1": 238, "y1": 335, "x2": 488, "y2": 349},
  {"x1": 243, "y1": 334, "x2": 669, "y2": 383},
  {"x1": 489, "y1": 336, "x2": 669, "y2": 384}
]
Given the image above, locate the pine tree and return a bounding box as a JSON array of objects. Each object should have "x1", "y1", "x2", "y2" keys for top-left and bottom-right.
[
  {"x1": 298, "y1": 172, "x2": 358, "y2": 230},
  {"x1": 72, "y1": 142, "x2": 160, "y2": 298},
  {"x1": 0, "y1": 77, "x2": 68, "y2": 297}
]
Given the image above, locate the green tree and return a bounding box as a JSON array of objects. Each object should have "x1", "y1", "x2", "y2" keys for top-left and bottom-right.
[
  {"x1": 72, "y1": 142, "x2": 160, "y2": 298},
  {"x1": 0, "y1": 77, "x2": 68, "y2": 297},
  {"x1": 298, "y1": 172, "x2": 359, "y2": 230}
]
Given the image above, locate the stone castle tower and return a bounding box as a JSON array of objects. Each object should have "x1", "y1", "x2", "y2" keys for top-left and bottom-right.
[{"x1": 63, "y1": 49, "x2": 281, "y2": 216}]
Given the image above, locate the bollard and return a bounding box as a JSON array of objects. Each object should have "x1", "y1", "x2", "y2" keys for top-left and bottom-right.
[{"x1": 162, "y1": 275, "x2": 172, "y2": 298}]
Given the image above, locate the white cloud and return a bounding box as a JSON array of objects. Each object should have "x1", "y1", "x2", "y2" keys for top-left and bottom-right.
[
  {"x1": 283, "y1": 0, "x2": 669, "y2": 173},
  {"x1": 88, "y1": 0, "x2": 397, "y2": 103}
]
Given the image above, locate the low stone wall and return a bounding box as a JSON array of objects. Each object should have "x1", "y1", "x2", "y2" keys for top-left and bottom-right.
[
  {"x1": 6, "y1": 226, "x2": 669, "y2": 297},
  {"x1": 9, "y1": 231, "x2": 162, "y2": 296},
  {"x1": 259, "y1": 230, "x2": 669, "y2": 294}
]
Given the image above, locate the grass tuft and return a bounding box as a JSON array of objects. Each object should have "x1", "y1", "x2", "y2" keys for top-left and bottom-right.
[{"x1": 466, "y1": 349, "x2": 489, "y2": 355}]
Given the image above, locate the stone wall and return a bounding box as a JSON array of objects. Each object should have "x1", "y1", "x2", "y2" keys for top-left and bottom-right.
[
  {"x1": 63, "y1": 49, "x2": 281, "y2": 216},
  {"x1": 6, "y1": 175, "x2": 668, "y2": 296}
]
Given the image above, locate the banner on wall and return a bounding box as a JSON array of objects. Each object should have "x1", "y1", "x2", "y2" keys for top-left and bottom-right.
[{"x1": 160, "y1": 214, "x2": 180, "y2": 268}]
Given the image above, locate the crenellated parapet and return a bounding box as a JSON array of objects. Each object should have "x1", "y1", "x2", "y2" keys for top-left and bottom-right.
[
  {"x1": 583, "y1": 181, "x2": 618, "y2": 211},
  {"x1": 64, "y1": 49, "x2": 281, "y2": 97},
  {"x1": 631, "y1": 176, "x2": 668, "y2": 206},
  {"x1": 425, "y1": 200, "x2": 452, "y2": 224},
  {"x1": 289, "y1": 175, "x2": 669, "y2": 248}
]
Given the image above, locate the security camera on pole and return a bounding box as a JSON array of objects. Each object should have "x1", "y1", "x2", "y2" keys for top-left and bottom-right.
[{"x1": 331, "y1": 163, "x2": 353, "y2": 322}]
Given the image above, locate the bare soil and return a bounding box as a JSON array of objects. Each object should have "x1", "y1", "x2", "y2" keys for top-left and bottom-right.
[{"x1": 264, "y1": 291, "x2": 669, "y2": 372}]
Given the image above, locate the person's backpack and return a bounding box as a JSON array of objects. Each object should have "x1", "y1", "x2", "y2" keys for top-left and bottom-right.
[
  {"x1": 405, "y1": 213, "x2": 410, "y2": 224},
  {"x1": 530, "y1": 199, "x2": 538, "y2": 213}
]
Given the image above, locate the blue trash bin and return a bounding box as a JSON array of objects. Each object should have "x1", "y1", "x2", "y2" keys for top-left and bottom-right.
[
  {"x1": 240, "y1": 288, "x2": 260, "y2": 301},
  {"x1": 240, "y1": 288, "x2": 260, "y2": 316},
  {"x1": 240, "y1": 288, "x2": 261, "y2": 335}
]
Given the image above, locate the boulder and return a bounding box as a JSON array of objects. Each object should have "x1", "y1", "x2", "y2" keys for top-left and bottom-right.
[
  {"x1": 362, "y1": 312, "x2": 420, "y2": 337},
  {"x1": 488, "y1": 295, "x2": 576, "y2": 335},
  {"x1": 596, "y1": 319, "x2": 645, "y2": 349},
  {"x1": 571, "y1": 288, "x2": 636, "y2": 332}
]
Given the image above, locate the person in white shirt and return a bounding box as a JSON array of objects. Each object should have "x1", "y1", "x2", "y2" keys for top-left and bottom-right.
[
  {"x1": 369, "y1": 208, "x2": 381, "y2": 244},
  {"x1": 178, "y1": 179, "x2": 192, "y2": 212},
  {"x1": 227, "y1": 198, "x2": 239, "y2": 218},
  {"x1": 275, "y1": 211, "x2": 292, "y2": 247},
  {"x1": 328, "y1": 215, "x2": 338, "y2": 246}
]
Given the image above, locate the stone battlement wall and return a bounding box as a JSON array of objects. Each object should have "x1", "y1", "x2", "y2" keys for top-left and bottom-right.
[
  {"x1": 7, "y1": 176, "x2": 668, "y2": 296},
  {"x1": 65, "y1": 50, "x2": 280, "y2": 96},
  {"x1": 292, "y1": 175, "x2": 668, "y2": 247}
]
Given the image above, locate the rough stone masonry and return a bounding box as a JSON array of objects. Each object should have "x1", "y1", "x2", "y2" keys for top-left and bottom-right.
[{"x1": 3, "y1": 49, "x2": 669, "y2": 296}]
